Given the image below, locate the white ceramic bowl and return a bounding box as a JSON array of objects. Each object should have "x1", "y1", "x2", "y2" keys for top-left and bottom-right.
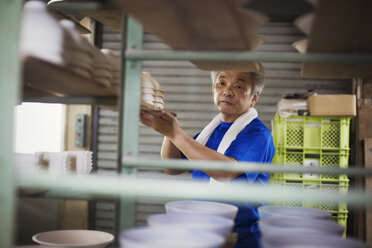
[
  {"x1": 142, "y1": 93, "x2": 155, "y2": 102},
  {"x1": 142, "y1": 72, "x2": 155, "y2": 88},
  {"x1": 259, "y1": 216, "x2": 344, "y2": 236},
  {"x1": 258, "y1": 205, "x2": 331, "y2": 220},
  {"x1": 120, "y1": 226, "x2": 225, "y2": 248},
  {"x1": 147, "y1": 213, "x2": 234, "y2": 236},
  {"x1": 165, "y1": 200, "x2": 238, "y2": 220},
  {"x1": 261, "y1": 233, "x2": 367, "y2": 248},
  {"x1": 142, "y1": 87, "x2": 155, "y2": 94},
  {"x1": 32, "y1": 230, "x2": 114, "y2": 248}
]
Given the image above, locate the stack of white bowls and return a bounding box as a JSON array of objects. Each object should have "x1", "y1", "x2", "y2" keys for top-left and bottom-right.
[
  {"x1": 258, "y1": 205, "x2": 367, "y2": 248},
  {"x1": 20, "y1": 0, "x2": 120, "y2": 90},
  {"x1": 141, "y1": 72, "x2": 165, "y2": 110},
  {"x1": 20, "y1": 1, "x2": 66, "y2": 65},
  {"x1": 120, "y1": 200, "x2": 237, "y2": 248}
]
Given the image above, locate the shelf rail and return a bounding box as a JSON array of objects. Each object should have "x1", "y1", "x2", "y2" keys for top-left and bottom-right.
[
  {"x1": 16, "y1": 172, "x2": 372, "y2": 207},
  {"x1": 125, "y1": 50, "x2": 372, "y2": 63},
  {"x1": 122, "y1": 157, "x2": 372, "y2": 177},
  {"x1": 0, "y1": 1, "x2": 23, "y2": 247}
]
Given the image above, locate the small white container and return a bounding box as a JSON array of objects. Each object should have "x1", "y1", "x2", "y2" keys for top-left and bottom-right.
[
  {"x1": 32, "y1": 230, "x2": 114, "y2": 248},
  {"x1": 120, "y1": 226, "x2": 225, "y2": 248},
  {"x1": 165, "y1": 200, "x2": 238, "y2": 220},
  {"x1": 147, "y1": 213, "x2": 234, "y2": 237},
  {"x1": 258, "y1": 205, "x2": 331, "y2": 220}
]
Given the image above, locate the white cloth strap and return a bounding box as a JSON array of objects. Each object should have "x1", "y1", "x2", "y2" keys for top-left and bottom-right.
[
  {"x1": 195, "y1": 108, "x2": 258, "y2": 185},
  {"x1": 195, "y1": 107, "x2": 258, "y2": 154}
]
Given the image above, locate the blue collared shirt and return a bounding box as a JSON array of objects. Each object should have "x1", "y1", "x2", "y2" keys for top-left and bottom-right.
[{"x1": 190, "y1": 118, "x2": 275, "y2": 248}]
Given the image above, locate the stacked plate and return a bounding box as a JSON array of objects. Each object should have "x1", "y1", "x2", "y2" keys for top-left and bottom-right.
[
  {"x1": 120, "y1": 200, "x2": 237, "y2": 248},
  {"x1": 258, "y1": 205, "x2": 367, "y2": 248},
  {"x1": 90, "y1": 45, "x2": 112, "y2": 88},
  {"x1": 101, "y1": 49, "x2": 121, "y2": 89},
  {"x1": 141, "y1": 72, "x2": 165, "y2": 110}
]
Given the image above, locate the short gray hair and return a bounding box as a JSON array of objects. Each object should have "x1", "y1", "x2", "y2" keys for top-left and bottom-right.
[{"x1": 210, "y1": 63, "x2": 265, "y2": 95}]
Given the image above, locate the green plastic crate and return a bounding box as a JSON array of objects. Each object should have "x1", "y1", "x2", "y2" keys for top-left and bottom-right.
[
  {"x1": 273, "y1": 115, "x2": 351, "y2": 151},
  {"x1": 331, "y1": 211, "x2": 348, "y2": 236},
  {"x1": 272, "y1": 148, "x2": 349, "y2": 180},
  {"x1": 269, "y1": 177, "x2": 349, "y2": 212}
]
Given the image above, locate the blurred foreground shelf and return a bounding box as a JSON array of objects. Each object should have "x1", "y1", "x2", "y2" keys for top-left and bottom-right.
[
  {"x1": 300, "y1": 0, "x2": 372, "y2": 79},
  {"x1": 22, "y1": 56, "x2": 118, "y2": 105},
  {"x1": 113, "y1": 0, "x2": 269, "y2": 71}
]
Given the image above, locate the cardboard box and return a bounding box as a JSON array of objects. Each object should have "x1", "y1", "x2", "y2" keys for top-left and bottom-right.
[{"x1": 307, "y1": 95, "x2": 356, "y2": 117}]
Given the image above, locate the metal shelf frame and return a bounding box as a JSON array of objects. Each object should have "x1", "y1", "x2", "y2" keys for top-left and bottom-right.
[{"x1": 1, "y1": 1, "x2": 372, "y2": 247}]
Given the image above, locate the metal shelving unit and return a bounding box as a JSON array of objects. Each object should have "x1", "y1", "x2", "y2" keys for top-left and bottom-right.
[{"x1": 1, "y1": 1, "x2": 372, "y2": 247}]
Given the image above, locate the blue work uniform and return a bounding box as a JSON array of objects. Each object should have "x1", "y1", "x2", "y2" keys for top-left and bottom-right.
[{"x1": 190, "y1": 118, "x2": 275, "y2": 248}]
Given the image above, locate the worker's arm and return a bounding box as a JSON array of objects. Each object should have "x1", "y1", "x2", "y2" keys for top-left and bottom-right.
[
  {"x1": 140, "y1": 110, "x2": 243, "y2": 180},
  {"x1": 160, "y1": 137, "x2": 186, "y2": 175}
]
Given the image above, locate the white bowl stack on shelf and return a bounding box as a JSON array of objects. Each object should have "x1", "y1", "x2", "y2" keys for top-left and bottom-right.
[
  {"x1": 120, "y1": 200, "x2": 237, "y2": 248},
  {"x1": 141, "y1": 72, "x2": 165, "y2": 110},
  {"x1": 120, "y1": 226, "x2": 225, "y2": 248},
  {"x1": 20, "y1": 0, "x2": 120, "y2": 91},
  {"x1": 258, "y1": 205, "x2": 368, "y2": 248},
  {"x1": 20, "y1": 0, "x2": 66, "y2": 65},
  {"x1": 59, "y1": 19, "x2": 93, "y2": 79}
]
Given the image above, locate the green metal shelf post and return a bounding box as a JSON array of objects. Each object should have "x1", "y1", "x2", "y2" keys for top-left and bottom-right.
[
  {"x1": 119, "y1": 15, "x2": 143, "y2": 232},
  {"x1": 0, "y1": 0, "x2": 23, "y2": 247}
]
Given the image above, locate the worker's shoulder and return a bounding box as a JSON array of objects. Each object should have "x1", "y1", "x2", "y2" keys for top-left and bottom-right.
[{"x1": 240, "y1": 118, "x2": 271, "y2": 137}]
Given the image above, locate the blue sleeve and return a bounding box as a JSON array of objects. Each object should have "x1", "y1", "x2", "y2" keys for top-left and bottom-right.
[{"x1": 224, "y1": 130, "x2": 275, "y2": 183}]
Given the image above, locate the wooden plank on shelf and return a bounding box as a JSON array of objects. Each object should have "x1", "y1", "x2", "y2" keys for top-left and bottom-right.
[
  {"x1": 301, "y1": 63, "x2": 372, "y2": 79},
  {"x1": 300, "y1": 0, "x2": 372, "y2": 79},
  {"x1": 48, "y1": 0, "x2": 123, "y2": 32},
  {"x1": 83, "y1": 9, "x2": 123, "y2": 31},
  {"x1": 22, "y1": 56, "x2": 118, "y2": 98},
  {"x1": 358, "y1": 105, "x2": 372, "y2": 142},
  {"x1": 365, "y1": 138, "x2": 372, "y2": 248},
  {"x1": 114, "y1": 0, "x2": 269, "y2": 71}
]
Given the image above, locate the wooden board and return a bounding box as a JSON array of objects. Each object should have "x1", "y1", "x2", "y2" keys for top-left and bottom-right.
[
  {"x1": 114, "y1": 0, "x2": 269, "y2": 71},
  {"x1": 84, "y1": 9, "x2": 123, "y2": 31},
  {"x1": 22, "y1": 56, "x2": 118, "y2": 98},
  {"x1": 300, "y1": 0, "x2": 372, "y2": 79},
  {"x1": 48, "y1": 0, "x2": 123, "y2": 32},
  {"x1": 365, "y1": 138, "x2": 372, "y2": 247},
  {"x1": 358, "y1": 105, "x2": 372, "y2": 142}
]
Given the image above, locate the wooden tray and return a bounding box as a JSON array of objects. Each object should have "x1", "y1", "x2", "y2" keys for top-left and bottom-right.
[
  {"x1": 23, "y1": 56, "x2": 118, "y2": 98},
  {"x1": 114, "y1": 0, "x2": 269, "y2": 71},
  {"x1": 300, "y1": 0, "x2": 372, "y2": 79}
]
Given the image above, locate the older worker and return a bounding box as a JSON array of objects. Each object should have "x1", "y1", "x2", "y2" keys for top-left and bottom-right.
[{"x1": 140, "y1": 65, "x2": 275, "y2": 248}]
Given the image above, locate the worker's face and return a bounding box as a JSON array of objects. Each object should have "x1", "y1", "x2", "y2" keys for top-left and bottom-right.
[{"x1": 213, "y1": 72, "x2": 259, "y2": 122}]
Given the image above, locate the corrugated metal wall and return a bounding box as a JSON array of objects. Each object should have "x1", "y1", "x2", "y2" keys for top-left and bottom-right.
[{"x1": 94, "y1": 22, "x2": 352, "y2": 233}]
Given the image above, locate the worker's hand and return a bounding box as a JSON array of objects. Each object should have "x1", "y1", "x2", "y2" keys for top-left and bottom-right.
[{"x1": 140, "y1": 109, "x2": 180, "y2": 139}]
